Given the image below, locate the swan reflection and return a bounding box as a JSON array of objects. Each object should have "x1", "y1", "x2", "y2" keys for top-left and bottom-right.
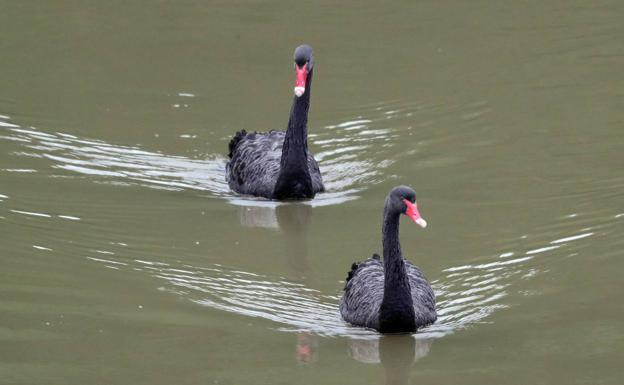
[
  {"x1": 295, "y1": 332, "x2": 319, "y2": 363},
  {"x1": 237, "y1": 202, "x2": 312, "y2": 232},
  {"x1": 349, "y1": 335, "x2": 433, "y2": 385}
]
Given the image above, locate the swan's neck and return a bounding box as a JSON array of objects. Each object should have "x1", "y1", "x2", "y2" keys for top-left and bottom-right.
[
  {"x1": 274, "y1": 70, "x2": 314, "y2": 199},
  {"x1": 379, "y1": 206, "x2": 416, "y2": 333}
]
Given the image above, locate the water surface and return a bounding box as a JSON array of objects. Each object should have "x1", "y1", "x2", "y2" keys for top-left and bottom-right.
[{"x1": 1, "y1": 1, "x2": 623, "y2": 384}]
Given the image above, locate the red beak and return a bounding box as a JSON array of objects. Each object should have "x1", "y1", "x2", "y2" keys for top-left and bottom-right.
[
  {"x1": 403, "y1": 199, "x2": 427, "y2": 228},
  {"x1": 294, "y1": 63, "x2": 307, "y2": 97}
]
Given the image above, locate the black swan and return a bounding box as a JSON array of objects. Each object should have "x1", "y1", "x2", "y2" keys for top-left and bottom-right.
[
  {"x1": 226, "y1": 44, "x2": 324, "y2": 200},
  {"x1": 340, "y1": 186, "x2": 436, "y2": 333}
]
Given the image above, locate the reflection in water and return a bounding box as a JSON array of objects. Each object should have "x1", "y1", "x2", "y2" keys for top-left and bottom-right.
[
  {"x1": 236, "y1": 202, "x2": 322, "y2": 363},
  {"x1": 238, "y1": 203, "x2": 313, "y2": 277},
  {"x1": 237, "y1": 201, "x2": 312, "y2": 231},
  {"x1": 349, "y1": 336, "x2": 432, "y2": 385},
  {"x1": 277, "y1": 204, "x2": 313, "y2": 276},
  {"x1": 237, "y1": 202, "x2": 320, "y2": 362},
  {"x1": 237, "y1": 202, "x2": 321, "y2": 362},
  {"x1": 238, "y1": 205, "x2": 280, "y2": 229},
  {"x1": 349, "y1": 335, "x2": 432, "y2": 364},
  {"x1": 296, "y1": 333, "x2": 318, "y2": 363}
]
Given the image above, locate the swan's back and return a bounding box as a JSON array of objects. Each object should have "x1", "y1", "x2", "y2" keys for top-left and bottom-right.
[
  {"x1": 226, "y1": 130, "x2": 323, "y2": 199},
  {"x1": 340, "y1": 255, "x2": 437, "y2": 330}
]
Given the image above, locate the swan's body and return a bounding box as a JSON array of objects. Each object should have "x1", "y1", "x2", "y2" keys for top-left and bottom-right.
[
  {"x1": 340, "y1": 255, "x2": 436, "y2": 332},
  {"x1": 340, "y1": 186, "x2": 436, "y2": 333},
  {"x1": 226, "y1": 130, "x2": 323, "y2": 199},
  {"x1": 226, "y1": 45, "x2": 324, "y2": 200}
]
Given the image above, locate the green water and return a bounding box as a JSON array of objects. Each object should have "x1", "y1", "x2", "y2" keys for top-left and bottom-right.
[{"x1": 1, "y1": 1, "x2": 623, "y2": 384}]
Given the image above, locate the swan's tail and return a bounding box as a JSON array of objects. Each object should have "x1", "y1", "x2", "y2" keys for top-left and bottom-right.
[{"x1": 228, "y1": 129, "x2": 248, "y2": 158}]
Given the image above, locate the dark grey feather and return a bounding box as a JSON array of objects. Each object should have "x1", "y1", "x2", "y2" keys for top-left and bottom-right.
[
  {"x1": 340, "y1": 256, "x2": 436, "y2": 330},
  {"x1": 225, "y1": 45, "x2": 323, "y2": 200},
  {"x1": 339, "y1": 186, "x2": 437, "y2": 333},
  {"x1": 226, "y1": 130, "x2": 323, "y2": 199}
]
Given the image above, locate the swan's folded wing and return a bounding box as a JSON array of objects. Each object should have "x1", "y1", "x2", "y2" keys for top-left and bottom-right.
[
  {"x1": 406, "y1": 261, "x2": 437, "y2": 327},
  {"x1": 307, "y1": 153, "x2": 324, "y2": 193},
  {"x1": 226, "y1": 131, "x2": 284, "y2": 197},
  {"x1": 339, "y1": 256, "x2": 384, "y2": 329}
]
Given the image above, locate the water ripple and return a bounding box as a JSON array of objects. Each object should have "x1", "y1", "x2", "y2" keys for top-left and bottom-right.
[
  {"x1": 0, "y1": 110, "x2": 409, "y2": 207},
  {"x1": 76, "y1": 209, "x2": 617, "y2": 340},
  {"x1": 1, "y1": 97, "x2": 494, "y2": 207}
]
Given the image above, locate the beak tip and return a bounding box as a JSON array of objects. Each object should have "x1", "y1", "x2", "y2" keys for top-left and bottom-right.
[
  {"x1": 294, "y1": 87, "x2": 305, "y2": 97},
  {"x1": 415, "y1": 218, "x2": 427, "y2": 228}
]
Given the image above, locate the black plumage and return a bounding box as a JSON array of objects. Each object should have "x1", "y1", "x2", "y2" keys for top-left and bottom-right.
[
  {"x1": 226, "y1": 45, "x2": 324, "y2": 200},
  {"x1": 340, "y1": 186, "x2": 436, "y2": 333}
]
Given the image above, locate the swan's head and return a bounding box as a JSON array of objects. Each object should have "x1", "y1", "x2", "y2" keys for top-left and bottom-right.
[
  {"x1": 387, "y1": 185, "x2": 427, "y2": 228},
  {"x1": 293, "y1": 44, "x2": 314, "y2": 97}
]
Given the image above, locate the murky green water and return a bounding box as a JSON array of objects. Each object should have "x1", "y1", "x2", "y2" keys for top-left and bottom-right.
[{"x1": 1, "y1": 1, "x2": 623, "y2": 384}]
